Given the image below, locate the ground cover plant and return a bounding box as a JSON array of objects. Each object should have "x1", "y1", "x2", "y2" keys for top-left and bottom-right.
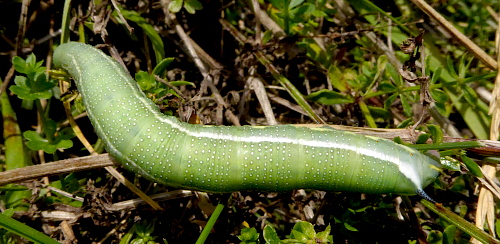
[{"x1": 0, "y1": 0, "x2": 500, "y2": 243}]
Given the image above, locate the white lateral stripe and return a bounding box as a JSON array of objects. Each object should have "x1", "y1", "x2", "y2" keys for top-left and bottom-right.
[{"x1": 155, "y1": 115, "x2": 423, "y2": 189}]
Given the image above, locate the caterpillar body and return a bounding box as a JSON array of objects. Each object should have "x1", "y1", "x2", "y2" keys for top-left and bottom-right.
[{"x1": 53, "y1": 42, "x2": 440, "y2": 196}]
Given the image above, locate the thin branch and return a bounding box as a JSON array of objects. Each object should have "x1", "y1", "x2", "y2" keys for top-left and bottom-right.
[{"x1": 0, "y1": 154, "x2": 116, "y2": 185}]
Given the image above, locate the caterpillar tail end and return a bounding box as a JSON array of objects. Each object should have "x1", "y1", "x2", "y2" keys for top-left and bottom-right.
[{"x1": 417, "y1": 189, "x2": 437, "y2": 204}]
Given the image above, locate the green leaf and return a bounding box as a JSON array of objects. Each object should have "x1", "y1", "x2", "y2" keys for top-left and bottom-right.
[
  {"x1": 44, "y1": 119, "x2": 57, "y2": 137},
  {"x1": 427, "y1": 124, "x2": 443, "y2": 144},
  {"x1": 184, "y1": 0, "x2": 203, "y2": 14},
  {"x1": 311, "y1": 9, "x2": 327, "y2": 18},
  {"x1": 374, "y1": 55, "x2": 387, "y2": 82},
  {"x1": 261, "y1": 30, "x2": 274, "y2": 45},
  {"x1": 59, "y1": 127, "x2": 76, "y2": 140},
  {"x1": 434, "y1": 100, "x2": 447, "y2": 116},
  {"x1": 136, "y1": 71, "x2": 156, "y2": 91},
  {"x1": 458, "y1": 55, "x2": 474, "y2": 79},
  {"x1": 306, "y1": 89, "x2": 354, "y2": 105},
  {"x1": 430, "y1": 89, "x2": 448, "y2": 103},
  {"x1": 169, "y1": 80, "x2": 195, "y2": 87},
  {"x1": 9, "y1": 60, "x2": 55, "y2": 100},
  {"x1": 343, "y1": 222, "x2": 358, "y2": 232},
  {"x1": 427, "y1": 230, "x2": 443, "y2": 243},
  {"x1": 263, "y1": 225, "x2": 280, "y2": 244},
  {"x1": 384, "y1": 93, "x2": 398, "y2": 110},
  {"x1": 73, "y1": 96, "x2": 86, "y2": 115},
  {"x1": 289, "y1": 229, "x2": 309, "y2": 242},
  {"x1": 168, "y1": 0, "x2": 183, "y2": 13},
  {"x1": 367, "y1": 106, "x2": 390, "y2": 120},
  {"x1": 443, "y1": 225, "x2": 457, "y2": 244},
  {"x1": 385, "y1": 63, "x2": 400, "y2": 83},
  {"x1": 32, "y1": 73, "x2": 56, "y2": 92},
  {"x1": 12, "y1": 56, "x2": 28, "y2": 74},
  {"x1": 25, "y1": 52, "x2": 37, "y2": 67},
  {"x1": 399, "y1": 93, "x2": 412, "y2": 118},
  {"x1": 291, "y1": 221, "x2": 316, "y2": 239},
  {"x1": 52, "y1": 139, "x2": 73, "y2": 154},
  {"x1": 431, "y1": 67, "x2": 442, "y2": 84},
  {"x1": 328, "y1": 66, "x2": 348, "y2": 92},
  {"x1": 361, "y1": 61, "x2": 373, "y2": 77},
  {"x1": 14, "y1": 74, "x2": 28, "y2": 87},
  {"x1": 439, "y1": 157, "x2": 461, "y2": 171},
  {"x1": 412, "y1": 141, "x2": 483, "y2": 151},
  {"x1": 397, "y1": 118, "x2": 413, "y2": 128},
  {"x1": 446, "y1": 88, "x2": 489, "y2": 139},
  {"x1": 358, "y1": 100, "x2": 376, "y2": 128},
  {"x1": 24, "y1": 131, "x2": 73, "y2": 154},
  {"x1": 446, "y1": 55, "x2": 458, "y2": 79},
  {"x1": 461, "y1": 85, "x2": 478, "y2": 106},
  {"x1": 238, "y1": 227, "x2": 259, "y2": 242},
  {"x1": 416, "y1": 133, "x2": 431, "y2": 144},
  {"x1": 291, "y1": 4, "x2": 313, "y2": 20},
  {"x1": 9, "y1": 82, "x2": 52, "y2": 101},
  {"x1": 378, "y1": 82, "x2": 397, "y2": 92},
  {"x1": 315, "y1": 225, "x2": 331, "y2": 239},
  {"x1": 460, "y1": 155, "x2": 483, "y2": 178},
  {"x1": 289, "y1": 0, "x2": 305, "y2": 9},
  {"x1": 152, "y1": 58, "x2": 175, "y2": 76},
  {"x1": 0, "y1": 214, "x2": 60, "y2": 244},
  {"x1": 12, "y1": 54, "x2": 45, "y2": 77},
  {"x1": 149, "y1": 87, "x2": 168, "y2": 97}
]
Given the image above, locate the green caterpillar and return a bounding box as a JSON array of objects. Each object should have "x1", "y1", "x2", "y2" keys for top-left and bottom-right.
[{"x1": 53, "y1": 42, "x2": 440, "y2": 198}]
